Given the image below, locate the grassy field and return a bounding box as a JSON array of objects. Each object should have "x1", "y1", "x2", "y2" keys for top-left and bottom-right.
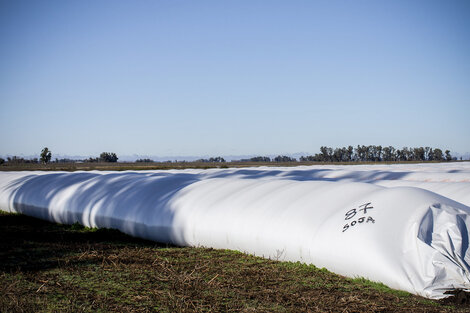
[
  {"x1": 0, "y1": 160, "x2": 459, "y2": 172},
  {"x1": 1, "y1": 212, "x2": 469, "y2": 312}
]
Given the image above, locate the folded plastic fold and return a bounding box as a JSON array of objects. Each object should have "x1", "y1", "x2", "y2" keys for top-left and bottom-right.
[{"x1": 1, "y1": 163, "x2": 469, "y2": 299}]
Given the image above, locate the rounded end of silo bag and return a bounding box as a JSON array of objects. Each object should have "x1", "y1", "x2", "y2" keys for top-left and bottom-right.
[{"x1": 406, "y1": 203, "x2": 470, "y2": 299}]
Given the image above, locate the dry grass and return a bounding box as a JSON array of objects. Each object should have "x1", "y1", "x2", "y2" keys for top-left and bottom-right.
[
  {"x1": 1, "y1": 212, "x2": 469, "y2": 312},
  {"x1": 0, "y1": 160, "x2": 457, "y2": 172}
]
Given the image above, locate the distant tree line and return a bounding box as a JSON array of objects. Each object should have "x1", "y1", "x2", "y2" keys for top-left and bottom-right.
[
  {"x1": 235, "y1": 146, "x2": 455, "y2": 163},
  {"x1": 195, "y1": 157, "x2": 226, "y2": 163},
  {"x1": 299, "y1": 145, "x2": 452, "y2": 162},
  {"x1": 136, "y1": 158, "x2": 154, "y2": 163},
  {"x1": 1, "y1": 156, "x2": 39, "y2": 164},
  {"x1": 273, "y1": 155, "x2": 297, "y2": 162},
  {"x1": 238, "y1": 156, "x2": 296, "y2": 162},
  {"x1": 54, "y1": 158, "x2": 77, "y2": 163},
  {"x1": 0, "y1": 146, "x2": 458, "y2": 166},
  {"x1": 85, "y1": 152, "x2": 119, "y2": 163},
  {"x1": 0, "y1": 149, "x2": 120, "y2": 165},
  {"x1": 243, "y1": 156, "x2": 272, "y2": 162}
]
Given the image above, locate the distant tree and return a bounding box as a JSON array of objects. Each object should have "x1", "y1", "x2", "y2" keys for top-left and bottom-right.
[
  {"x1": 55, "y1": 158, "x2": 75, "y2": 163},
  {"x1": 6, "y1": 156, "x2": 38, "y2": 164},
  {"x1": 427, "y1": 148, "x2": 434, "y2": 161},
  {"x1": 445, "y1": 150, "x2": 452, "y2": 161},
  {"x1": 40, "y1": 147, "x2": 52, "y2": 164},
  {"x1": 100, "y1": 152, "x2": 118, "y2": 162},
  {"x1": 195, "y1": 157, "x2": 225, "y2": 163},
  {"x1": 389, "y1": 146, "x2": 397, "y2": 161},
  {"x1": 401, "y1": 147, "x2": 411, "y2": 161},
  {"x1": 332, "y1": 148, "x2": 341, "y2": 162},
  {"x1": 347, "y1": 146, "x2": 354, "y2": 161},
  {"x1": 0, "y1": 158, "x2": 4, "y2": 165},
  {"x1": 319, "y1": 146, "x2": 333, "y2": 162},
  {"x1": 414, "y1": 147, "x2": 425, "y2": 161},
  {"x1": 136, "y1": 158, "x2": 154, "y2": 163},
  {"x1": 274, "y1": 155, "x2": 297, "y2": 162},
  {"x1": 382, "y1": 146, "x2": 394, "y2": 161},
  {"x1": 371, "y1": 145, "x2": 378, "y2": 161},
  {"x1": 376, "y1": 145, "x2": 383, "y2": 161},
  {"x1": 364, "y1": 146, "x2": 370, "y2": 161},
  {"x1": 209, "y1": 157, "x2": 225, "y2": 163},
  {"x1": 300, "y1": 155, "x2": 317, "y2": 162},
  {"x1": 424, "y1": 147, "x2": 431, "y2": 160},
  {"x1": 250, "y1": 156, "x2": 271, "y2": 162},
  {"x1": 355, "y1": 145, "x2": 367, "y2": 162},
  {"x1": 432, "y1": 148, "x2": 443, "y2": 161},
  {"x1": 333, "y1": 147, "x2": 350, "y2": 162},
  {"x1": 7, "y1": 156, "x2": 21, "y2": 164}
]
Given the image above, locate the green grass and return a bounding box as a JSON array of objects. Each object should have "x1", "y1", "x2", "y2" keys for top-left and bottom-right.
[{"x1": 1, "y1": 211, "x2": 468, "y2": 312}]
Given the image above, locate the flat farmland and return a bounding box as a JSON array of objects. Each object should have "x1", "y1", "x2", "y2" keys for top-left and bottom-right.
[
  {"x1": 0, "y1": 160, "x2": 451, "y2": 172},
  {"x1": 1, "y1": 212, "x2": 468, "y2": 313},
  {"x1": 1, "y1": 162, "x2": 470, "y2": 312}
]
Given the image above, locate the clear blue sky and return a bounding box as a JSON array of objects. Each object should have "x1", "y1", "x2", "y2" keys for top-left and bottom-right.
[{"x1": 1, "y1": 0, "x2": 469, "y2": 158}]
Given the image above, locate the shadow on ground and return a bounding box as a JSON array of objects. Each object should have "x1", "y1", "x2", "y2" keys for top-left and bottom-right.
[{"x1": 0, "y1": 213, "x2": 173, "y2": 273}]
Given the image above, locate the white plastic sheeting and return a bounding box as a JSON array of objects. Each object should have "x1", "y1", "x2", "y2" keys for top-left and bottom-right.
[{"x1": 1, "y1": 162, "x2": 470, "y2": 299}]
